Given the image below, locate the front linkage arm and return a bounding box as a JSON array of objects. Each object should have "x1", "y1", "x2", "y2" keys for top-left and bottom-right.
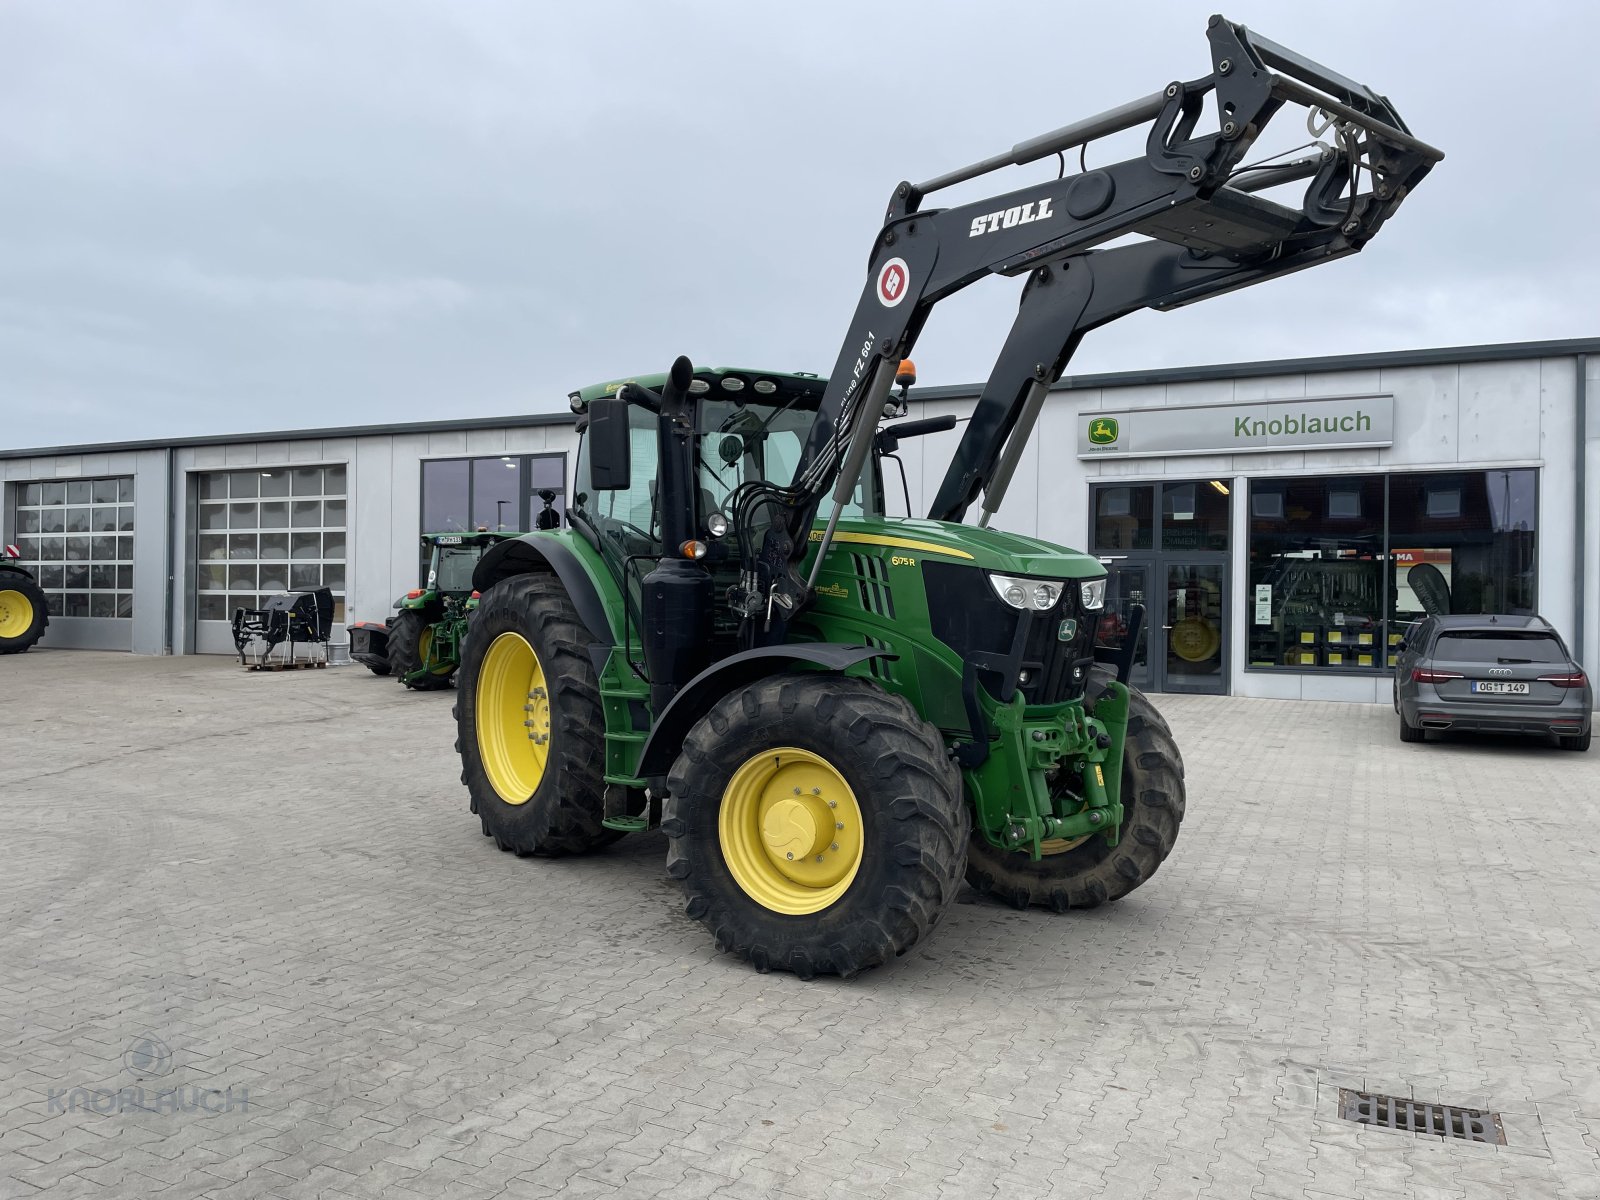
[{"x1": 745, "y1": 13, "x2": 1440, "y2": 643}]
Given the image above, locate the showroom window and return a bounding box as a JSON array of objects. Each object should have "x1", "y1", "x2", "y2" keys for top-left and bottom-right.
[
  {"x1": 1247, "y1": 469, "x2": 1538, "y2": 671},
  {"x1": 421, "y1": 453, "x2": 567, "y2": 535},
  {"x1": 12, "y1": 478, "x2": 135, "y2": 618},
  {"x1": 1387, "y1": 470, "x2": 1537, "y2": 625},
  {"x1": 195, "y1": 466, "x2": 347, "y2": 623}
]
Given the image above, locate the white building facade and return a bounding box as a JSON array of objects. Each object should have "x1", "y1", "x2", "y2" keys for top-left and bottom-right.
[{"x1": 3, "y1": 338, "x2": 1595, "y2": 703}]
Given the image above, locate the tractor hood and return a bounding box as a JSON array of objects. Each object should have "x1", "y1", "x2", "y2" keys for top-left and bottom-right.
[{"x1": 807, "y1": 517, "x2": 1105, "y2": 581}]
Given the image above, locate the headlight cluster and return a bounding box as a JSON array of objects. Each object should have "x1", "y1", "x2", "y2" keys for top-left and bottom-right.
[
  {"x1": 988, "y1": 574, "x2": 1063, "y2": 612},
  {"x1": 987, "y1": 573, "x2": 1108, "y2": 613}
]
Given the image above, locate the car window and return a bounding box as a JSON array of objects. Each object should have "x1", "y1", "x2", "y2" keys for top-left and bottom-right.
[{"x1": 1432, "y1": 632, "x2": 1567, "y2": 663}]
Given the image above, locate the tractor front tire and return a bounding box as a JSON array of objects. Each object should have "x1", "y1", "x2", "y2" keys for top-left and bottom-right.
[
  {"x1": 663, "y1": 674, "x2": 969, "y2": 979},
  {"x1": 389, "y1": 610, "x2": 453, "y2": 691},
  {"x1": 454, "y1": 573, "x2": 617, "y2": 856},
  {"x1": 0, "y1": 572, "x2": 49, "y2": 654},
  {"x1": 965, "y1": 669, "x2": 1185, "y2": 912}
]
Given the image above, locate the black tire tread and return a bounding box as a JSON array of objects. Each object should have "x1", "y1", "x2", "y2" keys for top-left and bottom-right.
[
  {"x1": 964, "y1": 667, "x2": 1185, "y2": 913},
  {"x1": 1398, "y1": 712, "x2": 1425, "y2": 743},
  {"x1": 454, "y1": 572, "x2": 617, "y2": 856},
  {"x1": 664, "y1": 674, "x2": 969, "y2": 979}
]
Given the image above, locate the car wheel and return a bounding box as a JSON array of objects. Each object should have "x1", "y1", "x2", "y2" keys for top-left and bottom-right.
[{"x1": 1399, "y1": 712, "x2": 1424, "y2": 743}]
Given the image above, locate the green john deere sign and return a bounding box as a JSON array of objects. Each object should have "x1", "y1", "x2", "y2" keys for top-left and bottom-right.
[{"x1": 1087, "y1": 417, "x2": 1120, "y2": 445}]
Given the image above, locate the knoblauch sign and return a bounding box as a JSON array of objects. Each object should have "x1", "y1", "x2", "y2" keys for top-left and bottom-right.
[{"x1": 1077, "y1": 394, "x2": 1395, "y2": 458}]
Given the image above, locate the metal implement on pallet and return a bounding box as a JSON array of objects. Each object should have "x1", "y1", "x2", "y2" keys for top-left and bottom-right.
[
  {"x1": 231, "y1": 588, "x2": 334, "y2": 670},
  {"x1": 453, "y1": 14, "x2": 1441, "y2": 979}
]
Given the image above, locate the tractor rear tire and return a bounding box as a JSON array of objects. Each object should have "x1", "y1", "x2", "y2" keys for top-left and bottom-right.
[
  {"x1": 390, "y1": 610, "x2": 453, "y2": 690},
  {"x1": 964, "y1": 668, "x2": 1184, "y2": 912},
  {"x1": 454, "y1": 573, "x2": 618, "y2": 856},
  {"x1": 0, "y1": 572, "x2": 49, "y2": 655},
  {"x1": 663, "y1": 674, "x2": 969, "y2": 979}
]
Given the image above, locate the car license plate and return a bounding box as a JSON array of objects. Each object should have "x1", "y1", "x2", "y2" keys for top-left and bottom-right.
[{"x1": 1472, "y1": 681, "x2": 1529, "y2": 694}]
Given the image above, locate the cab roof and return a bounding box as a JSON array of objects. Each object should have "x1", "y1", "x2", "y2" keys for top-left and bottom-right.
[{"x1": 570, "y1": 366, "x2": 827, "y2": 410}]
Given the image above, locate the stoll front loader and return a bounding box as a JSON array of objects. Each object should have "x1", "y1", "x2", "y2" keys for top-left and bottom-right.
[{"x1": 453, "y1": 16, "x2": 1440, "y2": 977}]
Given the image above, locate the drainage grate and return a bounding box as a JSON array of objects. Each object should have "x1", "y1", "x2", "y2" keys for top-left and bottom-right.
[{"x1": 1337, "y1": 1089, "x2": 1506, "y2": 1144}]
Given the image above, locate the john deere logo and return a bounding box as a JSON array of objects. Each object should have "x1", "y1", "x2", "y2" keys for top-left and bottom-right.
[
  {"x1": 1088, "y1": 418, "x2": 1119, "y2": 446},
  {"x1": 1057, "y1": 618, "x2": 1078, "y2": 642}
]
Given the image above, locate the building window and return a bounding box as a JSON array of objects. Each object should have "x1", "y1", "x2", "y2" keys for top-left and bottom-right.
[
  {"x1": 421, "y1": 459, "x2": 471, "y2": 533},
  {"x1": 473, "y1": 456, "x2": 522, "y2": 533},
  {"x1": 1248, "y1": 476, "x2": 1385, "y2": 669},
  {"x1": 1161, "y1": 480, "x2": 1230, "y2": 552},
  {"x1": 1092, "y1": 484, "x2": 1153, "y2": 552},
  {"x1": 195, "y1": 466, "x2": 347, "y2": 624},
  {"x1": 1388, "y1": 469, "x2": 1536, "y2": 624},
  {"x1": 12, "y1": 478, "x2": 135, "y2": 618},
  {"x1": 1246, "y1": 469, "x2": 1539, "y2": 672},
  {"x1": 421, "y1": 454, "x2": 567, "y2": 535},
  {"x1": 529, "y1": 454, "x2": 566, "y2": 530}
]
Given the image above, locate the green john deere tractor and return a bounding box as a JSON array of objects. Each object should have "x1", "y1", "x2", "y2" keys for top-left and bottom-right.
[
  {"x1": 348, "y1": 531, "x2": 514, "y2": 690},
  {"x1": 452, "y1": 17, "x2": 1440, "y2": 976},
  {"x1": 0, "y1": 544, "x2": 50, "y2": 654}
]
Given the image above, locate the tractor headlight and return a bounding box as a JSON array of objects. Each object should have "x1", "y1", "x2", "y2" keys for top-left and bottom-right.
[
  {"x1": 705, "y1": 511, "x2": 729, "y2": 538},
  {"x1": 1080, "y1": 578, "x2": 1107, "y2": 611},
  {"x1": 989, "y1": 574, "x2": 1063, "y2": 612}
]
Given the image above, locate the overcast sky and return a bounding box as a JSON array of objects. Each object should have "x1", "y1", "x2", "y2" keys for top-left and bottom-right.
[{"x1": 1, "y1": 0, "x2": 1594, "y2": 451}]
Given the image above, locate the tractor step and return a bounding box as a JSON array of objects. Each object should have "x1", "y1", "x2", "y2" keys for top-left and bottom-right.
[{"x1": 601, "y1": 783, "x2": 660, "y2": 834}]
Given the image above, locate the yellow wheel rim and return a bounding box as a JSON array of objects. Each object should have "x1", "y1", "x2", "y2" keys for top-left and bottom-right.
[
  {"x1": 476, "y1": 632, "x2": 550, "y2": 805},
  {"x1": 0, "y1": 590, "x2": 33, "y2": 640},
  {"x1": 1170, "y1": 616, "x2": 1220, "y2": 663},
  {"x1": 1039, "y1": 835, "x2": 1092, "y2": 855},
  {"x1": 417, "y1": 625, "x2": 452, "y2": 674},
  {"x1": 718, "y1": 747, "x2": 864, "y2": 916}
]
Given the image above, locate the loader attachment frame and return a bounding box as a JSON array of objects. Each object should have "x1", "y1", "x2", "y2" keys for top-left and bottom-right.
[{"x1": 736, "y1": 13, "x2": 1440, "y2": 642}]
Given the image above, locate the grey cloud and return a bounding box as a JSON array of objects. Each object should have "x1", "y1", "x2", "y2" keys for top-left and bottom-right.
[{"x1": 1, "y1": 0, "x2": 1593, "y2": 448}]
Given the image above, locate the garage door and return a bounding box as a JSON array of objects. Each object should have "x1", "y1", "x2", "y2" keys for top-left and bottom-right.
[
  {"x1": 11, "y1": 478, "x2": 136, "y2": 647},
  {"x1": 193, "y1": 466, "x2": 346, "y2": 653}
]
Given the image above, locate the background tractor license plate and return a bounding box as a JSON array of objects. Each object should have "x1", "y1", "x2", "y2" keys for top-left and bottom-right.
[{"x1": 1472, "y1": 681, "x2": 1529, "y2": 694}]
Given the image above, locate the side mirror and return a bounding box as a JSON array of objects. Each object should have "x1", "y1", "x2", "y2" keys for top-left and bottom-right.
[{"x1": 587, "y1": 398, "x2": 631, "y2": 491}]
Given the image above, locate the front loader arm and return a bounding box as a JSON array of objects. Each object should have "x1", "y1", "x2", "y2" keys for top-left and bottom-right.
[{"x1": 746, "y1": 13, "x2": 1440, "y2": 641}]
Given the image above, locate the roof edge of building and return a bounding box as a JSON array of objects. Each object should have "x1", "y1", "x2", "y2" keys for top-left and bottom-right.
[
  {"x1": 0, "y1": 409, "x2": 580, "y2": 461},
  {"x1": 4, "y1": 336, "x2": 1596, "y2": 459},
  {"x1": 910, "y1": 335, "x2": 1600, "y2": 404}
]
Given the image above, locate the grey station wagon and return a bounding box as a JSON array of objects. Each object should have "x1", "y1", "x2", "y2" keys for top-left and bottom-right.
[{"x1": 1393, "y1": 615, "x2": 1591, "y2": 750}]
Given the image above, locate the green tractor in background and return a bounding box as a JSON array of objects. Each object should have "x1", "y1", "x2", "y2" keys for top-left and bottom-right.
[
  {"x1": 0, "y1": 543, "x2": 50, "y2": 654},
  {"x1": 348, "y1": 531, "x2": 516, "y2": 690}
]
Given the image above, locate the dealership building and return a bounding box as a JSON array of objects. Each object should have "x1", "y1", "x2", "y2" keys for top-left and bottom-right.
[{"x1": 3, "y1": 337, "x2": 1596, "y2": 703}]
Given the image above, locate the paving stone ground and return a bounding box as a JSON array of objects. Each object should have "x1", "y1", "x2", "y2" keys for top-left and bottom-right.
[{"x1": 1, "y1": 649, "x2": 1598, "y2": 1200}]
